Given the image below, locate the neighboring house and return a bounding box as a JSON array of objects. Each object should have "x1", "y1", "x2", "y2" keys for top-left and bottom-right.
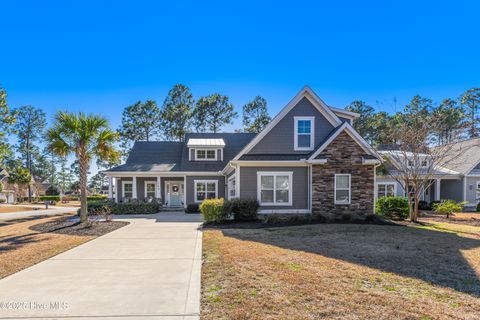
[
  {"x1": 104, "y1": 86, "x2": 381, "y2": 218},
  {"x1": 32, "y1": 176, "x2": 52, "y2": 197},
  {"x1": 376, "y1": 138, "x2": 480, "y2": 210},
  {"x1": 0, "y1": 167, "x2": 16, "y2": 203}
]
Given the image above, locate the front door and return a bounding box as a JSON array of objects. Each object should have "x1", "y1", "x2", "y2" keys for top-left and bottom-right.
[{"x1": 166, "y1": 182, "x2": 184, "y2": 207}]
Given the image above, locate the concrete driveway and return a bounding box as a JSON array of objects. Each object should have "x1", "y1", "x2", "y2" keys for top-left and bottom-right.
[{"x1": 0, "y1": 213, "x2": 203, "y2": 319}]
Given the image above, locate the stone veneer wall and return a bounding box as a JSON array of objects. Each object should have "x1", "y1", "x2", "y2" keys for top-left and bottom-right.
[{"x1": 312, "y1": 131, "x2": 375, "y2": 220}]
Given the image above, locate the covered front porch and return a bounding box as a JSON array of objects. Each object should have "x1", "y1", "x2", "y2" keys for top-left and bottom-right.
[
  {"x1": 405, "y1": 176, "x2": 463, "y2": 203},
  {"x1": 105, "y1": 175, "x2": 187, "y2": 208}
]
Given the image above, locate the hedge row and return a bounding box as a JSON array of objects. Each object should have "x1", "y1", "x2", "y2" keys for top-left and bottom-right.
[
  {"x1": 82, "y1": 200, "x2": 161, "y2": 215},
  {"x1": 39, "y1": 195, "x2": 107, "y2": 202}
]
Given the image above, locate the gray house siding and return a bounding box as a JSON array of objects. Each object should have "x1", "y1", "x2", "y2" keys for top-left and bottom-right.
[
  {"x1": 239, "y1": 166, "x2": 309, "y2": 210},
  {"x1": 185, "y1": 175, "x2": 225, "y2": 205},
  {"x1": 440, "y1": 179, "x2": 463, "y2": 202},
  {"x1": 247, "y1": 97, "x2": 335, "y2": 155},
  {"x1": 465, "y1": 177, "x2": 480, "y2": 206}
]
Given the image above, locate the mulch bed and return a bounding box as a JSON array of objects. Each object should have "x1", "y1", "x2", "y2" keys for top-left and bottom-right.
[{"x1": 29, "y1": 217, "x2": 129, "y2": 236}]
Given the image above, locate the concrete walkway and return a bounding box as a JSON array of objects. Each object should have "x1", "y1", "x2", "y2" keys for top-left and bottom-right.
[
  {"x1": 0, "y1": 213, "x2": 203, "y2": 319},
  {"x1": 0, "y1": 205, "x2": 77, "y2": 220}
]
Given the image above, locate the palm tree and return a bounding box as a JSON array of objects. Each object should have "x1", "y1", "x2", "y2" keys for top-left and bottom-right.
[{"x1": 46, "y1": 112, "x2": 120, "y2": 222}]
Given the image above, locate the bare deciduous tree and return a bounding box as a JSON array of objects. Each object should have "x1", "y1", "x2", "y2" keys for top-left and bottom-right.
[{"x1": 382, "y1": 112, "x2": 467, "y2": 222}]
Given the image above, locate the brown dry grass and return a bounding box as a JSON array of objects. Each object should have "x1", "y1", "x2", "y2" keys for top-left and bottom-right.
[
  {"x1": 0, "y1": 215, "x2": 125, "y2": 279},
  {"x1": 0, "y1": 205, "x2": 51, "y2": 213},
  {"x1": 202, "y1": 223, "x2": 480, "y2": 320}
]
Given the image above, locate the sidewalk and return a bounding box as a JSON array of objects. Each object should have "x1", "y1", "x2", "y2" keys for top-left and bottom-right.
[{"x1": 0, "y1": 205, "x2": 77, "y2": 220}]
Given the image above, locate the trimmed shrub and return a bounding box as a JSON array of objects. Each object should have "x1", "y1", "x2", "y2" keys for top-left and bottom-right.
[
  {"x1": 86, "y1": 200, "x2": 114, "y2": 215},
  {"x1": 477, "y1": 202, "x2": 480, "y2": 212},
  {"x1": 185, "y1": 203, "x2": 200, "y2": 214},
  {"x1": 224, "y1": 198, "x2": 259, "y2": 222},
  {"x1": 0, "y1": 198, "x2": 5, "y2": 203},
  {"x1": 375, "y1": 196, "x2": 409, "y2": 220},
  {"x1": 62, "y1": 195, "x2": 79, "y2": 201},
  {"x1": 200, "y1": 198, "x2": 226, "y2": 223},
  {"x1": 112, "y1": 202, "x2": 160, "y2": 214},
  {"x1": 39, "y1": 195, "x2": 60, "y2": 202},
  {"x1": 81, "y1": 200, "x2": 160, "y2": 215},
  {"x1": 87, "y1": 195, "x2": 108, "y2": 201}
]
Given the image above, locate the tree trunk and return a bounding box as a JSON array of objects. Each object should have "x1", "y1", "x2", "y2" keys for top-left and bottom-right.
[
  {"x1": 411, "y1": 199, "x2": 419, "y2": 222},
  {"x1": 79, "y1": 154, "x2": 89, "y2": 223},
  {"x1": 27, "y1": 138, "x2": 32, "y2": 203}
]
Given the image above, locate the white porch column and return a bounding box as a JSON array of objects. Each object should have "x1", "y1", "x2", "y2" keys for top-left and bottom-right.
[
  {"x1": 108, "y1": 176, "x2": 113, "y2": 199},
  {"x1": 183, "y1": 176, "x2": 187, "y2": 208},
  {"x1": 114, "y1": 177, "x2": 119, "y2": 203},
  {"x1": 156, "y1": 176, "x2": 161, "y2": 200},
  {"x1": 435, "y1": 179, "x2": 441, "y2": 201},
  {"x1": 132, "y1": 176, "x2": 137, "y2": 199}
]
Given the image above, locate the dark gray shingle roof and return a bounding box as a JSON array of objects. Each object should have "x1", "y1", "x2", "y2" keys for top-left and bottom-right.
[
  {"x1": 107, "y1": 133, "x2": 257, "y2": 173},
  {"x1": 107, "y1": 141, "x2": 184, "y2": 172}
]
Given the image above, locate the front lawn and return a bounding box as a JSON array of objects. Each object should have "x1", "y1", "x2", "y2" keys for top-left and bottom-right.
[
  {"x1": 202, "y1": 222, "x2": 480, "y2": 319},
  {"x1": 0, "y1": 214, "x2": 128, "y2": 279},
  {"x1": 0, "y1": 205, "x2": 52, "y2": 213}
]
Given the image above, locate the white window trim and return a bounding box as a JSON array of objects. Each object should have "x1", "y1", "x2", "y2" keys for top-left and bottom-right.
[
  {"x1": 294, "y1": 116, "x2": 315, "y2": 151},
  {"x1": 376, "y1": 182, "x2": 396, "y2": 199},
  {"x1": 144, "y1": 181, "x2": 156, "y2": 199},
  {"x1": 122, "y1": 181, "x2": 133, "y2": 198},
  {"x1": 227, "y1": 175, "x2": 236, "y2": 200},
  {"x1": 194, "y1": 180, "x2": 218, "y2": 203},
  {"x1": 334, "y1": 174, "x2": 351, "y2": 205},
  {"x1": 195, "y1": 148, "x2": 218, "y2": 161},
  {"x1": 256, "y1": 171, "x2": 293, "y2": 206}
]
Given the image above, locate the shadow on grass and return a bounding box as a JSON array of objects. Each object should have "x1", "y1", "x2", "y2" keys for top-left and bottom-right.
[
  {"x1": 0, "y1": 233, "x2": 45, "y2": 252},
  {"x1": 220, "y1": 223, "x2": 480, "y2": 296}
]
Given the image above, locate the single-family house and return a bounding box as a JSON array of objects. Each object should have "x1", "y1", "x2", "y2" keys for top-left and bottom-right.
[
  {"x1": 0, "y1": 168, "x2": 16, "y2": 203},
  {"x1": 376, "y1": 138, "x2": 480, "y2": 210},
  {"x1": 104, "y1": 86, "x2": 382, "y2": 219}
]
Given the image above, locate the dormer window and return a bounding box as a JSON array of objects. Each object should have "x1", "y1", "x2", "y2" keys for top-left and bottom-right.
[
  {"x1": 294, "y1": 117, "x2": 315, "y2": 151},
  {"x1": 187, "y1": 138, "x2": 225, "y2": 161},
  {"x1": 196, "y1": 149, "x2": 217, "y2": 161}
]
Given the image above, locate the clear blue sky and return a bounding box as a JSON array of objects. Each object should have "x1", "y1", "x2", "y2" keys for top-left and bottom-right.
[{"x1": 1, "y1": 0, "x2": 479, "y2": 134}]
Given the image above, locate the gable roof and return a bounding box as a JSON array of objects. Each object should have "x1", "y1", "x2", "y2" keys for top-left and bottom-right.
[
  {"x1": 232, "y1": 86, "x2": 344, "y2": 161},
  {"x1": 439, "y1": 138, "x2": 480, "y2": 175},
  {"x1": 106, "y1": 133, "x2": 256, "y2": 173},
  {"x1": 308, "y1": 122, "x2": 382, "y2": 160}
]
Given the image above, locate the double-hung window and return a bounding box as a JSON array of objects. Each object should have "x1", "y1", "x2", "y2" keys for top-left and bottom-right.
[
  {"x1": 377, "y1": 183, "x2": 396, "y2": 198},
  {"x1": 145, "y1": 182, "x2": 156, "y2": 199},
  {"x1": 196, "y1": 149, "x2": 216, "y2": 161},
  {"x1": 122, "y1": 182, "x2": 133, "y2": 198},
  {"x1": 257, "y1": 172, "x2": 293, "y2": 205},
  {"x1": 228, "y1": 176, "x2": 236, "y2": 200},
  {"x1": 334, "y1": 174, "x2": 351, "y2": 205},
  {"x1": 195, "y1": 180, "x2": 218, "y2": 202},
  {"x1": 294, "y1": 117, "x2": 315, "y2": 151}
]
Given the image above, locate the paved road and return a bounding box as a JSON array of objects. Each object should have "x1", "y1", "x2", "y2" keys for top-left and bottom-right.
[
  {"x1": 0, "y1": 205, "x2": 77, "y2": 220},
  {"x1": 0, "y1": 213, "x2": 203, "y2": 319}
]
